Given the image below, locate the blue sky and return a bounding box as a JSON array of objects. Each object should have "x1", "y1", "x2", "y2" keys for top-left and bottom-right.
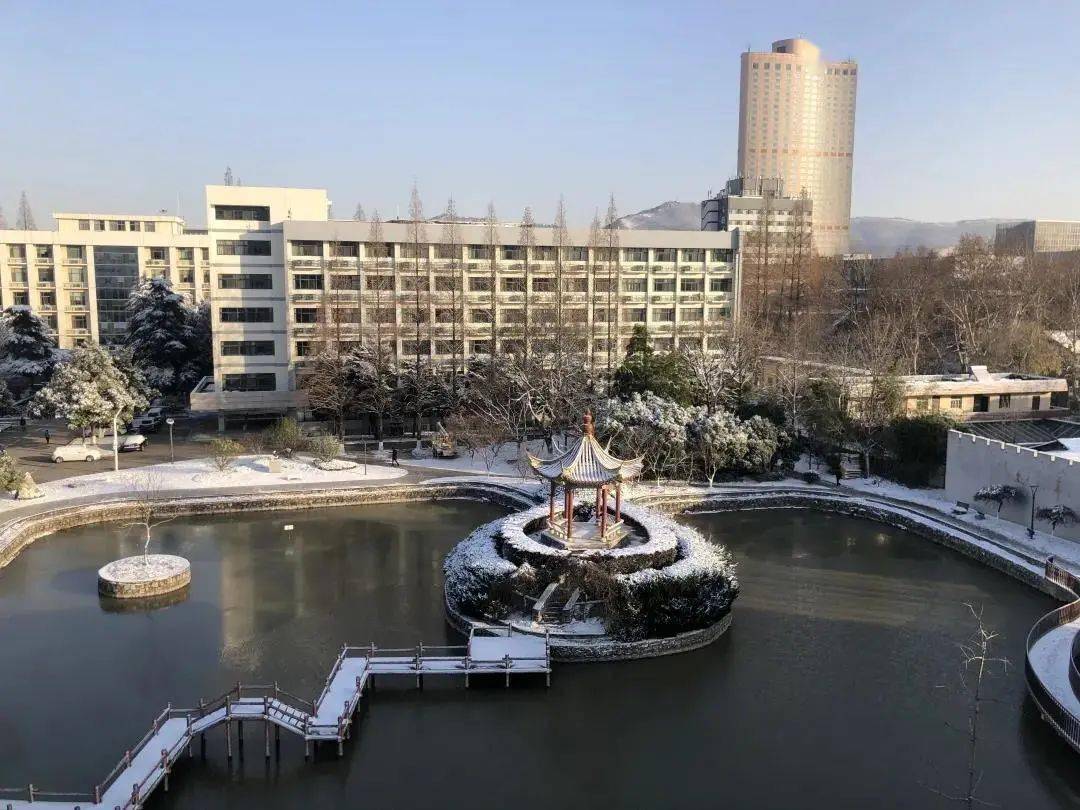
[{"x1": 1, "y1": 0, "x2": 1078, "y2": 227}]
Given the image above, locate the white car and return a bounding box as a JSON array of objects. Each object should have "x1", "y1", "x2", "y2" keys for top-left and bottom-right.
[
  {"x1": 102, "y1": 432, "x2": 147, "y2": 452},
  {"x1": 52, "y1": 443, "x2": 105, "y2": 463}
]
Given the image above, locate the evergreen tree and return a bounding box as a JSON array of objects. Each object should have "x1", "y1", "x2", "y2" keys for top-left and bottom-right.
[
  {"x1": 353, "y1": 204, "x2": 365, "y2": 221},
  {"x1": 0, "y1": 306, "x2": 57, "y2": 385},
  {"x1": 32, "y1": 343, "x2": 149, "y2": 433},
  {"x1": 612, "y1": 325, "x2": 692, "y2": 403},
  {"x1": 124, "y1": 277, "x2": 195, "y2": 395}
]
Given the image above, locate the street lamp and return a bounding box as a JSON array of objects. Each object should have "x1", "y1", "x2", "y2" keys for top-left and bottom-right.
[
  {"x1": 166, "y1": 417, "x2": 175, "y2": 463},
  {"x1": 1028, "y1": 482, "x2": 1040, "y2": 538}
]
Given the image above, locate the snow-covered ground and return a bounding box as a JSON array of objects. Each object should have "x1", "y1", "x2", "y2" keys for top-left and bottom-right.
[
  {"x1": 370, "y1": 439, "x2": 555, "y2": 478},
  {"x1": 0, "y1": 455, "x2": 407, "y2": 511}
]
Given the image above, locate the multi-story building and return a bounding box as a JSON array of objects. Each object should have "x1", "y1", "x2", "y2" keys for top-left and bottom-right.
[
  {"x1": 0, "y1": 214, "x2": 210, "y2": 348},
  {"x1": 191, "y1": 185, "x2": 741, "y2": 427},
  {"x1": 737, "y1": 38, "x2": 857, "y2": 257},
  {"x1": 701, "y1": 176, "x2": 813, "y2": 236},
  {"x1": 995, "y1": 220, "x2": 1080, "y2": 256}
]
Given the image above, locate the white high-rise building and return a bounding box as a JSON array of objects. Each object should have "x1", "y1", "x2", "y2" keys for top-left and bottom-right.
[{"x1": 737, "y1": 38, "x2": 857, "y2": 256}]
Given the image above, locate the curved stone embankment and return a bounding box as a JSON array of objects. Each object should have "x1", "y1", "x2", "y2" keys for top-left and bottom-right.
[
  {"x1": 0, "y1": 479, "x2": 537, "y2": 571},
  {"x1": 1025, "y1": 562, "x2": 1080, "y2": 755},
  {"x1": 98, "y1": 554, "x2": 192, "y2": 598}
]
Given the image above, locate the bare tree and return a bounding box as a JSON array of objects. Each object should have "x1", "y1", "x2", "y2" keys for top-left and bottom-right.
[
  {"x1": 519, "y1": 206, "x2": 536, "y2": 366},
  {"x1": 16, "y1": 191, "x2": 35, "y2": 230},
  {"x1": 603, "y1": 194, "x2": 621, "y2": 382},
  {"x1": 223, "y1": 167, "x2": 234, "y2": 186},
  {"x1": 552, "y1": 196, "x2": 569, "y2": 355},
  {"x1": 485, "y1": 202, "x2": 499, "y2": 362},
  {"x1": 366, "y1": 211, "x2": 390, "y2": 359},
  {"x1": 353, "y1": 204, "x2": 366, "y2": 221},
  {"x1": 587, "y1": 210, "x2": 602, "y2": 378},
  {"x1": 440, "y1": 197, "x2": 465, "y2": 389},
  {"x1": 301, "y1": 291, "x2": 357, "y2": 439},
  {"x1": 123, "y1": 472, "x2": 177, "y2": 564},
  {"x1": 407, "y1": 184, "x2": 429, "y2": 381}
]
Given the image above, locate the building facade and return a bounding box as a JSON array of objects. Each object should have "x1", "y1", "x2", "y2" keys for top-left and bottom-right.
[
  {"x1": 187, "y1": 186, "x2": 742, "y2": 425},
  {"x1": 701, "y1": 176, "x2": 813, "y2": 236},
  {"x1": 737, "y1": 38, "x2": 857, "y2": 257},
  {"x1": 0, "y1": 215, "x2": 210, "y2": 348},
  {"x1": 995, "y1": 220, "x2": 1080, "y2": 256}
]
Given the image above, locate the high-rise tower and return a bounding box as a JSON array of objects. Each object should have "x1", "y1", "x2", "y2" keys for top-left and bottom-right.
[{"x1": 737, "y1": 38, "x2": 857, "y2": 256}]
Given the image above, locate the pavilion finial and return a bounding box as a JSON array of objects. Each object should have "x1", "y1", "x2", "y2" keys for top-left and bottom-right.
[{"x1": 583, "y1": 411, "x2": 594, "y2": 437}]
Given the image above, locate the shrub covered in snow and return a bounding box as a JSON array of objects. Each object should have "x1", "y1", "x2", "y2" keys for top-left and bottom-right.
[
  {"x1": 443, "y1": 520, "x2": 522, "y2": 619},
  {"x1": 974, "y1": 484, "x2": 1021, "y2": 516},
  {"x1": 307, "y1": 435, "x2": 341, "y2": 464}
]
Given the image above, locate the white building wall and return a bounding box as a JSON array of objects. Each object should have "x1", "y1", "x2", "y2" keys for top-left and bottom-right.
[{"x1": 945, "y1": 430, "x2": 1080, "y2": 542}]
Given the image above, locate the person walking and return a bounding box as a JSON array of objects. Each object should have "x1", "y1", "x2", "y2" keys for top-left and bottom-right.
[
  {"x1": 391, "y1": 447, "x2": 399, "y2": 467},
  {"x1": 43, "y1": 428, "x2": 50, "y2": 445},
  {"x1": 19, "y1": 416, "x2": 26, "y2": 432}
]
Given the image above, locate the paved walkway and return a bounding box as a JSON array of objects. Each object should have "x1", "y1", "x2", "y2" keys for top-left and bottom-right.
[{"x1": 1029, "y1": 619, "x2": 1080, "y2": 720}]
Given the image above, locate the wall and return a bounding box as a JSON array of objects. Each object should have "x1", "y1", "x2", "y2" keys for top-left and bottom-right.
[{"x1": 945, "y1": 429, "x2": 1080, "y2": 541}]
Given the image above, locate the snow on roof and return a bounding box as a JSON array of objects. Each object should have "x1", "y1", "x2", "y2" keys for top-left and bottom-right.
[{"x1": 527, "y1": 413, "x2": 643, "y2": 486}]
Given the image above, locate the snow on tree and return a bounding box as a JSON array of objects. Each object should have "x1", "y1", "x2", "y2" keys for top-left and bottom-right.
[
  {"x1": 973, "y1": 485, "x2": 1021, "y2": 516},
  {"x1": 32, "y1": 342, "x2": 149, "y2": 433},
  {"x1": 0, "y1": 379, "x2": 15, "y2": 415},
  {"x1": 124, "y1": 277, "x2": 204, "y2": 395},
  {"x1": 0, "y1": 305, "x2": 58, "y2": 384},
  {"x1": 1036, "y1": 504, "x2": 1077, "y2": 536},
  {"x1": 596, "y1": 392, "x2": 695, "y2": 482}
]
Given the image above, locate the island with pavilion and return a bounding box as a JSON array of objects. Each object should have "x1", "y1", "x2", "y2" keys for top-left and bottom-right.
[{"x1": 442, "y1": 411, "x2": 740, "y2": 662}]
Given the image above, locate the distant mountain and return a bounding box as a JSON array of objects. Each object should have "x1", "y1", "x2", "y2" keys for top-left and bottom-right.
[{"x1": 615, "y1": 201, "x2": 1018, "y2": 257}]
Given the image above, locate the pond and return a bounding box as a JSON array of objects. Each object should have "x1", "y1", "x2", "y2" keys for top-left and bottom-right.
[{"x1": 0, "y1": 502, "x2": 1078, "y2": 809}]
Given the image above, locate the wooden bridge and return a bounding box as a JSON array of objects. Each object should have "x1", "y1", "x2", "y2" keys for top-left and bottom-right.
[{"x1": 0, "y1": 629, "x2": 550, "y2": 810}]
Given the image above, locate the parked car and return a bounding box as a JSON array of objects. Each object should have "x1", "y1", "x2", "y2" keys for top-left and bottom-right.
[
  {"x1": 101, "y1": 431, "x2": 147, "y2": 452},
  {"x1": 52, "y1": 443, "x2": 105, "y2": 463},
  {"x1": 130, "y1": 413, "x2": 162, "y2": 433}
]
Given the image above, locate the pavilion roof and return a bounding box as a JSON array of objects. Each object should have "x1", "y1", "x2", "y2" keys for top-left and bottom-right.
[{"x1": 527, "y1": 413, "x2": 643, "y2": 487}]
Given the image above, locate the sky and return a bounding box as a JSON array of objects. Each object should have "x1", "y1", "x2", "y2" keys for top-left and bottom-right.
[{"x1": 1, "y1": 0, "x2": 1079, "y2": 228}]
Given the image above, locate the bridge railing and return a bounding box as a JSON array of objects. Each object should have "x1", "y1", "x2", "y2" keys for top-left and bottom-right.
[{"x1": 1026, "y1": 559, "x2": 1080, "y2": 754}]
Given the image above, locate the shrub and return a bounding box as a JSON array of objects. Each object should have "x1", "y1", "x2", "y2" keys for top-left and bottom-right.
[
  {"x1": 801, "y1": 470, "x2": 821, "y2": 485},
  {"x1": 883, "y1": 413, "x2": 956, "y2": 486},
  {"x1": 308, "y1": 435, "x2": 340, "y2": 464},
  {"x1": 262, "y1": 418, "x2": 307, "y2": 456},
  {"x1": 0, "y1": 454, "x2": 21, "y2": 492},
  {"x1": 240, "y1": 433, "x2": 266, "y2": 454},
  {"x1": 209, "y1": 438, "x2": 244, "y2": 473},
  {"x1": 606, "y1": 564, "x2": 738, "y2": 641}
]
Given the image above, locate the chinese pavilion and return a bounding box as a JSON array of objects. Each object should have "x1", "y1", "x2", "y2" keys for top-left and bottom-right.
[{"x1": 527, "y1": 412, "x2": 643, "y2": 549}]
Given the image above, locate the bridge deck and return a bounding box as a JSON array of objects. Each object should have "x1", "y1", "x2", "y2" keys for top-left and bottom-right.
[
  {"x1": 1, "y1": 632, "x2": 549, "y2": 809},
  {"x1": 1029, "y1": 618, "x2": 1080, "y2": 718}
]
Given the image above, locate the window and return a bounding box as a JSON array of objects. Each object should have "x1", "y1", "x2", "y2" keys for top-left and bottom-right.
[
  {"x1": 654, "y1": 249, "x2": 676, "y2": 262},
  {"x1": 400, "y1": 275, "x2": 429, "y2": 292},
  {"x1": 366, "y1": 243, "x2": 392, "y2": 260},
  {"x1": 366, "y1": 275, "x2": 393, "y2": 291},
  {"x1": 567, "y1": 247, "x2": 588, "y2": 261},
  {"x1": 68, "y1": 269, "x2": 87, "y2": 284},
  {"x1": 710, "y1": 249, "x2": 733, "y2": 262},
  {"x1": 949, "y1": 396, "x2": 963, "y2": 410},
  {"x1": 222, "y1": 373, "x2": 276, "y2": 392},
  {"x1": 653, "y1": 278, "x2": 675, "y2": 293},
  {"x1": 66, "y1": 246, "x2": 85, "y2": 260},
  {"x1": 11, "y1": 292, "x2": 28, "y2": 307},
  {"x1": 330, "y1": 242, "x2": 359, "y2": 258},
  {"x1": 470, "y1": 340, "x2": 490, "y2": 355},
  {"x1": 219, "y1": 273, "x2": 273, "y2": 290},
  {"x1": 502, "y1": 246, "x2": 523, "y2": 261},
  {"x1": 469, "y1": 277, "x2": 491, "y2": 292},
  {"x1": 214, "y1": 205, "x2": 270, "y2": 221},
  {"x1": 78, "y1": 220, "x2": 90, "y2": 231},
  {"x1": 295, "y1": 341, "x2": 312, "y2": 357},
  {"x1": 44, "y1": 314, "x2": 57, "y2": 330},
  {"x1": 221, "y1": 340, "x2": 276, "y2": 356},
  {"x1": 469, "y1": 308, "x2": 493, "y2": 323},
  {"x1": 294, "y1": 308, "x2": 318, "y2": 324},
  {"x1": 293, "y1": 274, "x2": 323, "y2": 290},
  {"x1": 369, "y1": 308, "x2": 395, "y2": 324},
  {"x1": 94, "y1": 220, "x2": 105, "y2": 231},
  {"x1": 468, "y1": 245, "x2": 490, "y2": 260},
  {"x1": 291, "y1": 241, "x2": 322, "y2": 257},
  {"x1": 36, "y1": 245, "x2": 52, "y2": 260},
  {"x1": 435, "y1": 245, "x2": 459, "y2": 260},
  {"x1": 653, "y1": 337, "x2": 674, "y2": 351},
  {"x1": 179, "y1": 269, "x2": 195, "y2": 284},
  {"x1": 401, "y1": 308, "x2": 428, "y2": 324},
  {"x1": 707, "y1": 307, "x2": 730, "y2": 321},
  {"x1": 998, "y1": 394, "x2": 1011, "y2": 409},
  {"x1": 502, "y1": 309, "x2": 525, "y2": 324},
  {"x1": 681, "y1": 308, "x2": 703, "y2": 321},
  {"x1": 625, "y1": 308, "x2": 646, "y2": 323},
  {"x1": 400, "y1": 243, "x2": 427, "y2": 259},
  {"x1": 217, "y1": 240, "x2": 271, "y2": 256},
  {"x1": 1033, "y1": 395, "x2": 1041, "y2": 411},
  {"x1": 9, "y1": 269, "x2": 27, "y2": 284},
  {"x1": 200, "y1": 248, "x2": 210, "y2": 262},
  {"x1": 709, "y1": 277, "x2": 732, "y2": 293},
  {"x1": 532, "y1": 277, "x2": 555, "y2": 292},
  {"x1": 71, "y1": 314, "x2": 88, "y2": 330},
  {"x1": 565, "y1": 308, "x2": 587, "y2": 323},
  {"x1": 624, "y1": 248, "x2": 647, "y2": 262},
  {"x1": 680, "y1": 278, "x2": 704, "y2": 292},
  {"x1": 402, "y1": 340, "x2": 430, "y2": 356},
  {"x1": 177, "y1": 248, "x2": 194, "y2": 263},
  {"x1": 69, "y1": 291, "x2": 87, "y2": 307},
  {"x1": 563, "y1": 277, "x2": 588, "y2": 293},
  {"x1": 533, "y1": 246, "x2": 555, "y2": 261},
  {"x1": 682, "y1": 249, "x2": 705, "y2": 262},
  {"x1": 143, "y1": 222, "x2": 155, "y2": 233},
  {"x1": 129, "y1": 221, "x2": 141, "y2": 232},
  {"x1": 38, "y1": 268, "x2": 54, "y2": 284},
  {"x1": 108, "y1": 220, "x2": 125, "y2": 231},
  {"x1": 7, "y1": 245, "x2": 26, "y2": 259},
  {"x1": 434, "y1": 340, "x2": 455, "y2": 355},
  {"x1": 434, "y1": 276, "x2": 458, "y2": 292},
  {"x1": 220, "y1": 307, "x2": 274, "y2": 323},
  {"x1": 149, "y1": 247, "x2": 168, "y2": 263},
  {"x1": 624, "y1": 278, "x2": 646, "y2": 293},
  {"x1": 653, "y1": 308, "x2": 675, "y2": 322},
  {"x1": 915, "y1": 397, "x2": 929, "y2": 412},
  {"x1": 434, "y1": 308, "x2": 456, "y2": 323},
  {"x1": 40, "y1": 292, "x2": 55, "y2": 307},
  {"x1": 331, "y1": 275, "x2": 363, "y2": 290},
  {"x1": 501, "y1": 277, "x2": 526, "y2": 292}
]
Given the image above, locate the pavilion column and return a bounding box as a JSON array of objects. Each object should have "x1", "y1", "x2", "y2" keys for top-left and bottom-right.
[
  {"x1": 566, "y1": 488, "x2": 574, "y2": 539},
  {"x1": 549, "y1": 482, "x2": 556, "y2": 526},
  {"x1": 599, "y1": 486, "x2": 608, "y2": 537},
  {"x1": 615, "y1": 483, "x2": 622, "y2": 522}
]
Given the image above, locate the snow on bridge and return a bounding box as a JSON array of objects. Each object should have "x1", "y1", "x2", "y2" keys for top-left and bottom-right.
[{"x1": 0, "y1": 629, "x2": 550, "y2": 810}]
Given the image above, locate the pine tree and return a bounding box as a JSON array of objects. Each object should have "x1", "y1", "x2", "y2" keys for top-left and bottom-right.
[
  {"x1": 224, "y1": 167, "x2": 234, "y2": 186},
  {"x1": 16, "y1": 192, "x2": 35, "y2": 230},
  {"x1": 124, "y1": 277, "x2": 197, "y2": 395},
  {"x1": 32, "y1": 342, "x2": 149, "y2": 433},
  {"x1": 353, "y1": 204, "x2": 366, "y2": 221},
  {"x1": 0, "y1": 306, "x2": 57, "y2": 384}
]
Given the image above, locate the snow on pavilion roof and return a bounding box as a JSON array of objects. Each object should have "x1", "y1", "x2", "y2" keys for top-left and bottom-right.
[{"x1": 527, "y1": 413, "x2": 643, "y2": 487}]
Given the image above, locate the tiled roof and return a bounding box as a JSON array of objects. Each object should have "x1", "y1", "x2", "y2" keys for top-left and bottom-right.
[{"x1": 527, "y1": 416, "x2": 642, "y2": 486}]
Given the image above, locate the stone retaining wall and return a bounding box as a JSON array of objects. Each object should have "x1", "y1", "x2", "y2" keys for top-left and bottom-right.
[{"x1": 0, "y1": 481, "x2": 538, "y2": 571}]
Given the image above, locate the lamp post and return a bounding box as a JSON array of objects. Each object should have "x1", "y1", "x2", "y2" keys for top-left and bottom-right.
[
  {"x1": 166, "y1": 417, "x2": 175, "y2": 463},
  {"x1": 1028, "y1": 482, "x2": 1040, "y2": 538},
  {"x1": 112, "y1": 405, "x2": 123, "y2": 472}
]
